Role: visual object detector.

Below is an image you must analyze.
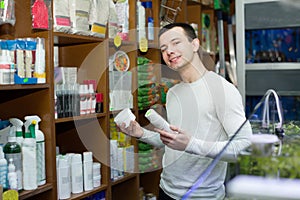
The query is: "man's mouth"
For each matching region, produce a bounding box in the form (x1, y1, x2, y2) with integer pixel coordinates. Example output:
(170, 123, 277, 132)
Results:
(169, 55, 181, 63)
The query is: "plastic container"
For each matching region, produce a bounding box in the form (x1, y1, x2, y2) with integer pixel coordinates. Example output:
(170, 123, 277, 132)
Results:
(137, 0, 146, 41)
(3, 126, 23, 190)
(83, 151, 93, 191)
(114, 108, 136, 128)
(143, 1, 154, 40)
(95, 93, 103, 113)
(0, 146, 8, 190)
(145, 108, 175, 133)
(71, 154, 83, 194)
(58, 156, 71, 199)
(25, 115, 46, 186)
(22, 119, 37, 190)
(7, 158, 18, 190)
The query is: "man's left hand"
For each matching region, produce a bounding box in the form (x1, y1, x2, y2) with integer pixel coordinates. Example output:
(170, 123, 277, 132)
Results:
(155, 125, 191, 151)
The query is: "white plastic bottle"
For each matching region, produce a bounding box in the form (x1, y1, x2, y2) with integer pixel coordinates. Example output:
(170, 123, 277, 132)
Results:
(83, 151, 93, 191)
(25, 115, 46, 186)
(71, 154, 83, 194)
(145, 109, 175, 133)
(7, 158, 18, 190)
(79, 84, 87, 115)
(89, 84, 96, 114)
(0, 146, 8, 190)
(34, 37, 46, 83)
(9, 118, 24, 146)
(3, 126, 23, 190)
(137, 0, 146, 41)
(22, 119, 37, 190)
(58, 156, 71, 199)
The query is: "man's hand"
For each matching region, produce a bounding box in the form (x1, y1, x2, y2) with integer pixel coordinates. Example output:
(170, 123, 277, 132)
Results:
(155, 125, 191, 151)
(117, 120, 144, 138)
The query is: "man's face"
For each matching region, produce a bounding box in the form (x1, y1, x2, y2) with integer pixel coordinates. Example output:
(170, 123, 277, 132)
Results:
(159, 27, 197, 71)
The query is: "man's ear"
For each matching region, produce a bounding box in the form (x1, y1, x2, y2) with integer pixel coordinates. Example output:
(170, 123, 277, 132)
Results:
(192, 38, 200, 53)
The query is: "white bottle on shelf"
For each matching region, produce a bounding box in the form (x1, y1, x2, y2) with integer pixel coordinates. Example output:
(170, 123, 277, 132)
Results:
(58, 156, 71, 199)
(79, 84, 88, 115)
(22, 119, 37, 190)
(137, 0, 146, 41)
(83, 151, 93, 191)
(24, 115, 46, 186)
(0, 146, 8, 190)
(71, 153, 83, 194)
(7, 158, 18, 190)
(3, 126, 23, 190)
(89, 84, 96, 114)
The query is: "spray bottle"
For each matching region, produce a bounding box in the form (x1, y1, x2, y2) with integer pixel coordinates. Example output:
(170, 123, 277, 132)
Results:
(23, 119, 37, 190)
(3, 126, 22, 190)
(24, 115, 45, 186)
(9, 118, 24, 146)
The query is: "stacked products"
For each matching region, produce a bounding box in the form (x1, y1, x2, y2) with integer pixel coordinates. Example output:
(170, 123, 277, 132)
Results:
(110, 117, 135, 180)
(0, 115, 46, 192)
(138, 141, 162, 173)
(137, 57, 159, 110)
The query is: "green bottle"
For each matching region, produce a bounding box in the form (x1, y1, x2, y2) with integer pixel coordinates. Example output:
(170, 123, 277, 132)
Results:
(3, 126, 22, 191)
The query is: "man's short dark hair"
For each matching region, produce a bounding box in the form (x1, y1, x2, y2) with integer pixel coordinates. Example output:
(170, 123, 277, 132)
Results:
(158, 23, 197, 42)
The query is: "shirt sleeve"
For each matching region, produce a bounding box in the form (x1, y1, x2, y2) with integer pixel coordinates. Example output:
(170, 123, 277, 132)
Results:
(139, 128, 165, 148)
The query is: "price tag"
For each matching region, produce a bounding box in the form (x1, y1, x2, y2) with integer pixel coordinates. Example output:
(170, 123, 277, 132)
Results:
(114, 35, 122, 48)
(139, 37, 148, 52)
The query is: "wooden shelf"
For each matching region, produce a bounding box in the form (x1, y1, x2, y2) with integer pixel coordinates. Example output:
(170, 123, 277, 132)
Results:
(111, 173, 138, 186)
(53, 32, 105, 46)
(0, 84, 50, 91)
(67, 184, 108, 200)
(19, 183, 53, 200)
(55, 113, 107, 123)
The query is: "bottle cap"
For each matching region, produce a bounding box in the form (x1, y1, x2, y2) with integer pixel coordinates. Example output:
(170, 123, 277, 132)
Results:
(96, 93, 103, 102)
(72, 154, 82, 164)
(83, 151, 93, 162)
(146, 1, 152, 8)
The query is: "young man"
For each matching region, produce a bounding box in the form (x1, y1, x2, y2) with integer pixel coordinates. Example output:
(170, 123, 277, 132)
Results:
(118, 23, 252, 199)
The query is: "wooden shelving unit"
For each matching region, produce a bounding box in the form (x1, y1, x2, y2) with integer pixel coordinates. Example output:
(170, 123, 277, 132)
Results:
(0, 0, 218, 199)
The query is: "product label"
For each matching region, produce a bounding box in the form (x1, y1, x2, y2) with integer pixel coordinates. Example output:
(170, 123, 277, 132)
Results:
(37, 141, 46, 184)
(139, 38, 148, 53)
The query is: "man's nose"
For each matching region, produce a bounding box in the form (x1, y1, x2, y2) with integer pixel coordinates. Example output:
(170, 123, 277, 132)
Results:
(166, 46, 175, 54)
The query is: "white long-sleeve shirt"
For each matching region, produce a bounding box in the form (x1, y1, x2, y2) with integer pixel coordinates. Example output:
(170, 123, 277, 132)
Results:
(140, 71, 252, 199)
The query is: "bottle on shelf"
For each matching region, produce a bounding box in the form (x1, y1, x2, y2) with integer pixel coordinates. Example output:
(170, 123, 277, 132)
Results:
(89, 84, 96, 114)
(9, 118, 24, 146)
(143, 1, 154, 41)
(137, 0, 146, 42)
(83, 151, 93, 191)
(24, 115, 46, 186)
(7, 158, 18, 190)
(95, 93, 103, 113)
(3, 126, 22, 191)
(22, 119, 37, 190)
(0, 146, 8, 190)
(71, 154, 83, 194)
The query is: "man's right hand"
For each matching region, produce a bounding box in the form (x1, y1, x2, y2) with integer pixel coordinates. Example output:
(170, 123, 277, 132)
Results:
(117, 120, 144, 138)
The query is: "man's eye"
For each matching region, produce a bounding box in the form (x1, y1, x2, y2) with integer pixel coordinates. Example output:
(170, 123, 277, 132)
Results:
(160, 48, 166, 53)
(174, 41, 180, 45)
